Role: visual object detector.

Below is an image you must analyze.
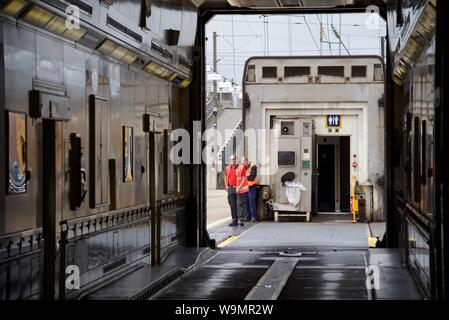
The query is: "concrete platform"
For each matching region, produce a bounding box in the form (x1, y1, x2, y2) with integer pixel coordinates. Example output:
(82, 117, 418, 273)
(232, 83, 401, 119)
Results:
(369, 222, 386, 239)
(368, 248, 422, 300)
(224, 222, 370, 249)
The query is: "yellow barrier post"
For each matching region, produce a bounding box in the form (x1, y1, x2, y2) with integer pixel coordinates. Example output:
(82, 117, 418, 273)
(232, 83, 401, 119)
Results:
(351, 176, 358, 223)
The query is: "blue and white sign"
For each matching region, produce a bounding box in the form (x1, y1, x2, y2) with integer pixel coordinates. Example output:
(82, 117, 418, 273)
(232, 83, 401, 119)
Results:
(326, 115, 342, 128)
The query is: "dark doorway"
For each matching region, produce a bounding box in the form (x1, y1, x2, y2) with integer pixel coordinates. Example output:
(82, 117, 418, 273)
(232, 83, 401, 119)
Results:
(318, 144, 335, 212)
(339, 137, 351, 212)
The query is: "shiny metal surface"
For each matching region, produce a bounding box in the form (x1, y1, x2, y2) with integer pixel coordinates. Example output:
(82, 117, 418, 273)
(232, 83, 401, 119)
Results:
(0, 0, 190, 296)
(153, 248, 370, 300)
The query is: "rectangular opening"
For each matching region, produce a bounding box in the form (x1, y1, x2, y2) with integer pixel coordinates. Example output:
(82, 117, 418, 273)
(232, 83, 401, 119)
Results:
(107, 15, 143, 43)
(317, 144, 335, 212)
(318, 66, 344, 77)
(246, 65, 255, 82)
(315, 137, 350, 213)
(339, 137, 350, 212)
(262, 66, 277, 78)
(374, 64, 384, 81)
(284, 66, 310, 78)
(351, 65, 367, 78)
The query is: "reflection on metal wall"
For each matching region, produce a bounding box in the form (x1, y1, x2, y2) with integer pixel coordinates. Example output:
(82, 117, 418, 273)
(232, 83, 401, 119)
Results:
(406, 216, 430, 296)
(159, 197, 186, 261)
(0, 0, 190, 297)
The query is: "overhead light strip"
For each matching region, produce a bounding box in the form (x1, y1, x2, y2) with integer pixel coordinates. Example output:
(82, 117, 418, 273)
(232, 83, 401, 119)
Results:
(392, 1, 436, 86)
(0, 0, 27, 15)
(1, 1, 190, 87)
(15, 3, 87, 41)
(143, 60, 191, 88)
(96, 39, 138, 65)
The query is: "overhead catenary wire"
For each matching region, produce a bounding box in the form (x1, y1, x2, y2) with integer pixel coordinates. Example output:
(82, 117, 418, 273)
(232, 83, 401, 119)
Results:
(207, 14, 384, 84)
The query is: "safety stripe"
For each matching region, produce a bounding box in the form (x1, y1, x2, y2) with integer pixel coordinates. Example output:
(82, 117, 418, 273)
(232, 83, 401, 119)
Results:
(217, 235, 239, 248)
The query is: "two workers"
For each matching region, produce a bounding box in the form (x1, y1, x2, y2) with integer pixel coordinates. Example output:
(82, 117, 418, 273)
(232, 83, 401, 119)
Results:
(224, 154, 257, 227)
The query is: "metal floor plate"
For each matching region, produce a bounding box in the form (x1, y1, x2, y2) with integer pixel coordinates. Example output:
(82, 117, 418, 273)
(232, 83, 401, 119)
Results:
(152, 249, 370, 300)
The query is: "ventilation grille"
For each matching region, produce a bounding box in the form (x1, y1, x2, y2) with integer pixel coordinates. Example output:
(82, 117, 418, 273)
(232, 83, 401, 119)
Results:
(278, 0, 302, 6)
(65, 0, 93, 14)
(151, 41, 173, 61)
(106, 15, 143, 43)
(134, 269, 185, 300)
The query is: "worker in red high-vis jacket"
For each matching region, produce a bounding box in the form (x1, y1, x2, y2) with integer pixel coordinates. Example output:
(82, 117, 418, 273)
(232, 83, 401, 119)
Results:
(224, 154, 239, 226)
(235, 156, 249, 226)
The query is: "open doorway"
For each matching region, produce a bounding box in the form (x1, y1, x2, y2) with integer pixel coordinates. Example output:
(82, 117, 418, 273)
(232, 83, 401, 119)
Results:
(315, 136, 350, 214)
(204, 12, 386, 238)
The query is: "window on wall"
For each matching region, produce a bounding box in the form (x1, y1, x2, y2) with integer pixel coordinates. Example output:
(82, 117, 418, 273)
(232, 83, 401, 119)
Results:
(246, 65, 255, 82)
(374, 64, 384, 81)
(351, 65, 367, 78)
(262, 66, 277, 78)
(123, 126, 134, 183)
(318, 66, 344, 77)
(284, 66, 310, 78)
(6, 111, 27, 194)
(88, 95, 109, 208)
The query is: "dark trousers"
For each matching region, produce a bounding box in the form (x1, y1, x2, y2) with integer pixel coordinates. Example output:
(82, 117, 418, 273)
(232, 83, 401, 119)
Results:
(227, 187, 237, 222)
(246, 186, 257, 219)
(237, 193, 247, 222)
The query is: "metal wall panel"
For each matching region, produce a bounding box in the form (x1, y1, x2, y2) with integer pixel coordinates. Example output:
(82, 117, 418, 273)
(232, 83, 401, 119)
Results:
(3, 23, 38, 233)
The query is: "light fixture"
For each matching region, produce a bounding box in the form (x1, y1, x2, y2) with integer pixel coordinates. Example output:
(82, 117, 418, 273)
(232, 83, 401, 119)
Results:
(1, 0, 27, 16)
(179, 79, 191, 89)
(45, 15, 66, 34)
(21, 4, 53, 27)
(96, 39, 138, 64)
(121, 52, 139, 64)
(391, 1, 436, 86)
(20, 4, 87, 41)
(166, 72, 177, 82)
(143, 61, 172, 79)
(63, 26, 87, 41)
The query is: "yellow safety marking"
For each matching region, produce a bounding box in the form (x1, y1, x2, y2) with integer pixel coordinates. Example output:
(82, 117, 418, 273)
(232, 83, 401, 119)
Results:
(217, 236, 239, 248)
(368, 237, 378, 248)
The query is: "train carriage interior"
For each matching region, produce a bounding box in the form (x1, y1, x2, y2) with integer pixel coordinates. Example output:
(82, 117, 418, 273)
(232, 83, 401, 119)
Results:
(0, 0, 448, 305)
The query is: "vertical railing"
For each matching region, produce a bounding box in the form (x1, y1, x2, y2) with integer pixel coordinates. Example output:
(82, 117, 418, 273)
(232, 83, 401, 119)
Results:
(0, 229, 43, 299)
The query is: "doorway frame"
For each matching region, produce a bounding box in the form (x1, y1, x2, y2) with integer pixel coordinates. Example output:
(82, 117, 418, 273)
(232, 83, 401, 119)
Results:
(313, 135, 351, 214)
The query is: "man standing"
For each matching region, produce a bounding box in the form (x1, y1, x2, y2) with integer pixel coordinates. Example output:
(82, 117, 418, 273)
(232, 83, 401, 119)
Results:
(243, 157, 258, 222)
(236, 157, 249, 226)
(224, 154, 238, 226)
